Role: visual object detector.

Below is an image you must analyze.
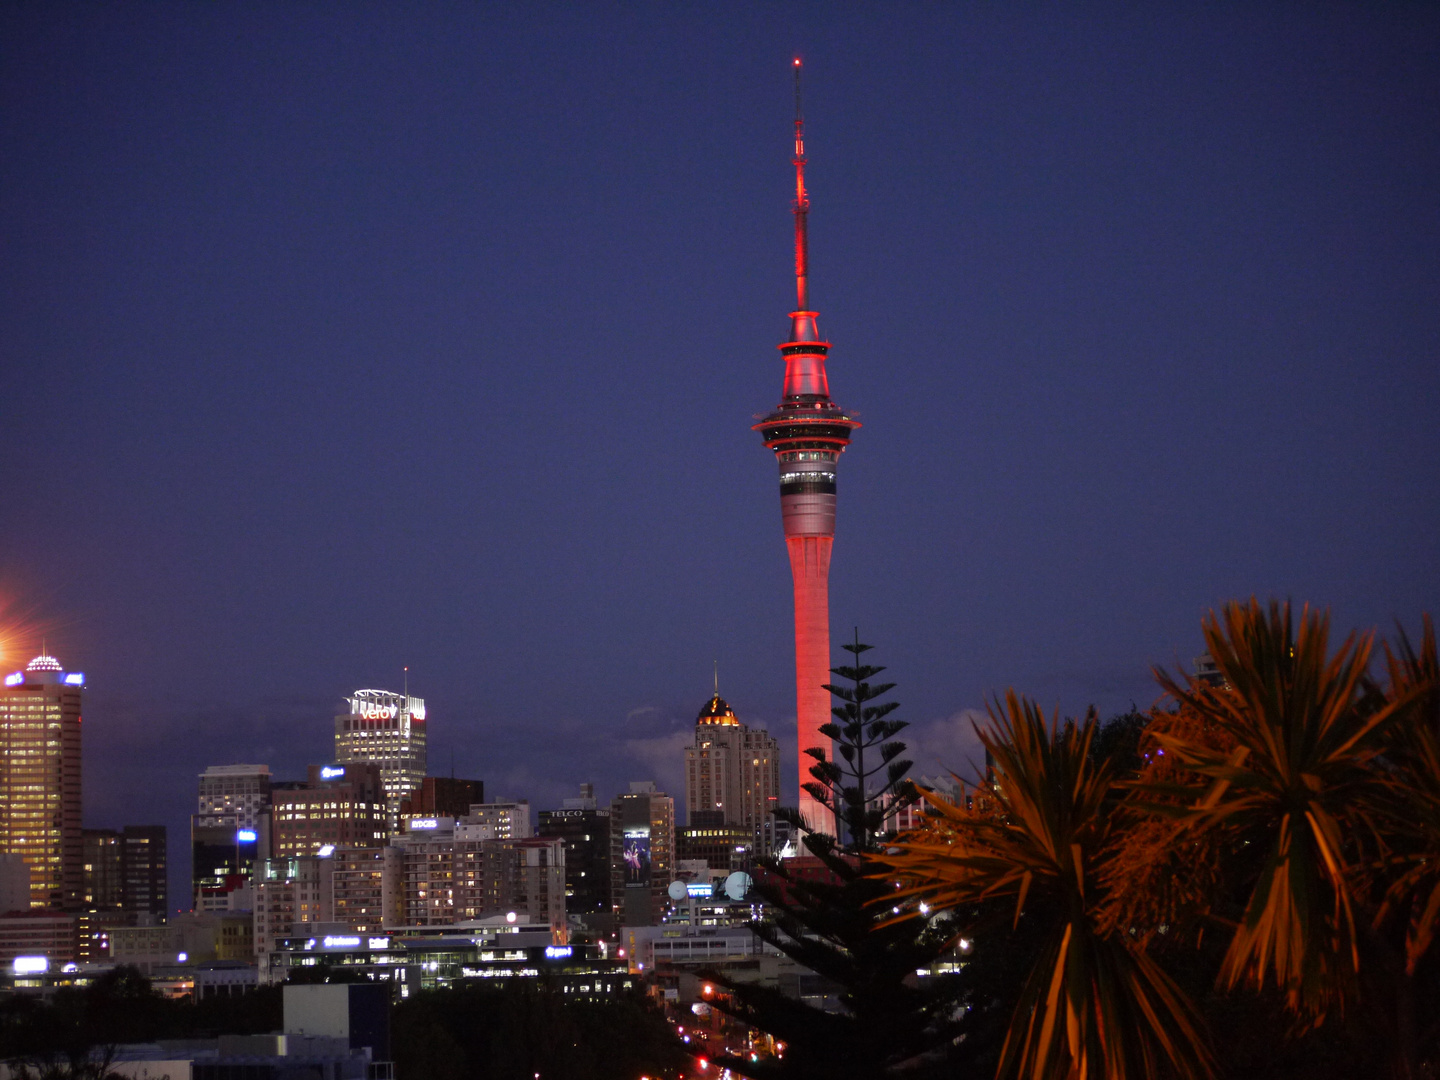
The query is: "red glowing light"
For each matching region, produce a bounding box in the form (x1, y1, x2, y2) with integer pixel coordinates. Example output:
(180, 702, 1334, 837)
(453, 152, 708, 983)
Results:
(793, 58, 801, 66)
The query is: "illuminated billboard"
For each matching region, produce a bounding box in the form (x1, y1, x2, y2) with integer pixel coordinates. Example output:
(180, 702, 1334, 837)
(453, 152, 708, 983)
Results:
(623, 827, 651, 888)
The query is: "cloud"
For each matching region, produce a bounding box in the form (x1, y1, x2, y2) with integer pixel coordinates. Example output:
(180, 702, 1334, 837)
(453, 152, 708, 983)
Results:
(621, 729, 693, 798)
(905, 708, 988, 785)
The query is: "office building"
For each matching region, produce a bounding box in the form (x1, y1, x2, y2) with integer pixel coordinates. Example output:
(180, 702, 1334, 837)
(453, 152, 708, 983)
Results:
(110, 911, 253, 972)
(81, 830, 122, 911)
(254, 855, 334, 959)
(197, 765, 272, 830)
(271, 764, 388, 858)
(81, 825, 166, 921)
(121, 826, 168, 920)
(752, 65, 862, 834)
(684, 692, 781, 852)
(191, 813, 260, 910)
(0, 654, 84, 908)
(677, 818, 755, 873)
(610, 783, 675, 927)
(538, 785, 611, 925)
(334, 689, 427, 817)
(0, 910, 78, 964)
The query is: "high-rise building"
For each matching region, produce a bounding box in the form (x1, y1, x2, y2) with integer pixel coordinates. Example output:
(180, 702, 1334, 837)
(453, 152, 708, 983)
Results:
(191, 814, 260, 911)
(394, 821, 457, 926)
(683, 693, 781, 852)
(753, 63, 860, 835)
(120, 826, 168, 920)
(197, 765, 272, 829)
(454, 836, 566, 933)
(0, 654, 84, 908)
(271, 764, 388, 858)
(331, 847, 402, 932)
(609, 783, 675, 927)
(81, 829, 123, 911)
(254, 855, 334, 959)
(80, 825, 168, 921)
(334, 689, 427, 818)
(538, 785, 612, 927)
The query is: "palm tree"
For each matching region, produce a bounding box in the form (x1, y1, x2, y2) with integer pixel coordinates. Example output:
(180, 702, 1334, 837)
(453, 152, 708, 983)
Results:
(874, 692, 1214, 1080)
(1144, 599, 1409, 1026)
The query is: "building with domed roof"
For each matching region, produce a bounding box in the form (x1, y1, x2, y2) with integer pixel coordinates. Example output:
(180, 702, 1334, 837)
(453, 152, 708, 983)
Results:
(683, 692, 781, 857)
(0, 654, 85, 909)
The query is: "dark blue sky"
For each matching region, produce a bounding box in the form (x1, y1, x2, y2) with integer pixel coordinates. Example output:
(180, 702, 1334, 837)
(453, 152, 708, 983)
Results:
(2, 5, 1437, 907)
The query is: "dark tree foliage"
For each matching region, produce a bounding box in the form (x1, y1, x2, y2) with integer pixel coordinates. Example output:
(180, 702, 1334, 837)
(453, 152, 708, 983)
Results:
(703, 851, 982, 1080)
(0, 966, 282, 1071)
(806, 632, 917, 852)
(1089, 705, 1149, 776)
(391, 982, 687, 1080)
(700, 638, 1024, 1079)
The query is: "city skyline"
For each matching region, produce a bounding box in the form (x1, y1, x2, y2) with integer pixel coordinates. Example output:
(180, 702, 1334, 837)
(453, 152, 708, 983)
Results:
(3, 7, 1438, 914)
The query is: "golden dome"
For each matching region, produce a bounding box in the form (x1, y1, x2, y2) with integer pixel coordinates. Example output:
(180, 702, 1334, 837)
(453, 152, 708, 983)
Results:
(696, 693, 739, 726)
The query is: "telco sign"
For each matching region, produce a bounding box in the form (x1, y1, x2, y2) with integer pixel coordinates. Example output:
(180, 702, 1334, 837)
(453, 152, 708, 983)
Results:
(3, 673, 22, 687)
(12, 957, 48, 975)
(63, 673, 84, 686)
(322, 936, 361, 949)
(236, 830, 258, 843)
(544, 946, 573, 959)
(319, 766, 346, 780)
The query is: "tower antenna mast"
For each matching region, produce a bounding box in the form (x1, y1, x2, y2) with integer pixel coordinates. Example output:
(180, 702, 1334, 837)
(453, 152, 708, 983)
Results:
(792, 58, 809, 314)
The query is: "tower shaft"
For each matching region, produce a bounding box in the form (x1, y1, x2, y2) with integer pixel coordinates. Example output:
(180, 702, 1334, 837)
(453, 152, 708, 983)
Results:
(787, 536, 833, 830)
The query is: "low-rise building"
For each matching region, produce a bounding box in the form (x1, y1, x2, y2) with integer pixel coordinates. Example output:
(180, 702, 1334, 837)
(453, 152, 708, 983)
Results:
(110, 912, 252, 973)
(0, 910, 77, 965)
(269, 920, 628, 1001)
(462, 800, 532, 839)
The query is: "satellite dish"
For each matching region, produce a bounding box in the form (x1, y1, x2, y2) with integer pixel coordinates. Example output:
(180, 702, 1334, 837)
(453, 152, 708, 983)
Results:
(667, 880, 689, 902)
(723, 872, 752, 901)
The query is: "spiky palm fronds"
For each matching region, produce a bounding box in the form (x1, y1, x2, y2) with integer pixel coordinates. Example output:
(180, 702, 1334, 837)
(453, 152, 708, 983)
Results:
(1149, 599, 1409, 1024)
(873, 692, 1215, 1080)
(1372, 615, 1440, 975)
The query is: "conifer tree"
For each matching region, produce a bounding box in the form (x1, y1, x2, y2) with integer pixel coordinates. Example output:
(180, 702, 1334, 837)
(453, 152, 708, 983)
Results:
(806, 630, 919, 851)
(701, 637, 1005, 1079)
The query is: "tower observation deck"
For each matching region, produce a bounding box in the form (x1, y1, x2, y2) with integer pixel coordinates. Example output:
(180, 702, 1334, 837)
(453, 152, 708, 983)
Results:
(754, 60, 860, 836)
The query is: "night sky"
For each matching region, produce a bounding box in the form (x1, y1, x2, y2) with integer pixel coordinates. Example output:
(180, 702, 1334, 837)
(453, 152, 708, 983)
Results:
(2, 5, 1437, 909)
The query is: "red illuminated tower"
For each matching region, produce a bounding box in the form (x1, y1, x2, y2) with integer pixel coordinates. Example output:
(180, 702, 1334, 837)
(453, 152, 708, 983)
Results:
(754, 60, 860, 835)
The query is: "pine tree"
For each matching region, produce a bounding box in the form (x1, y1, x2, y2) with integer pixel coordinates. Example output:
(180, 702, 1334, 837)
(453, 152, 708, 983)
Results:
(806, 630, 919, 852)
(702, 637, 1005, 1078)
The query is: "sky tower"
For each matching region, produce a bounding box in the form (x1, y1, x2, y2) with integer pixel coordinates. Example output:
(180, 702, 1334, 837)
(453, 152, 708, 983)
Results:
(754, 60, 860, 835)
